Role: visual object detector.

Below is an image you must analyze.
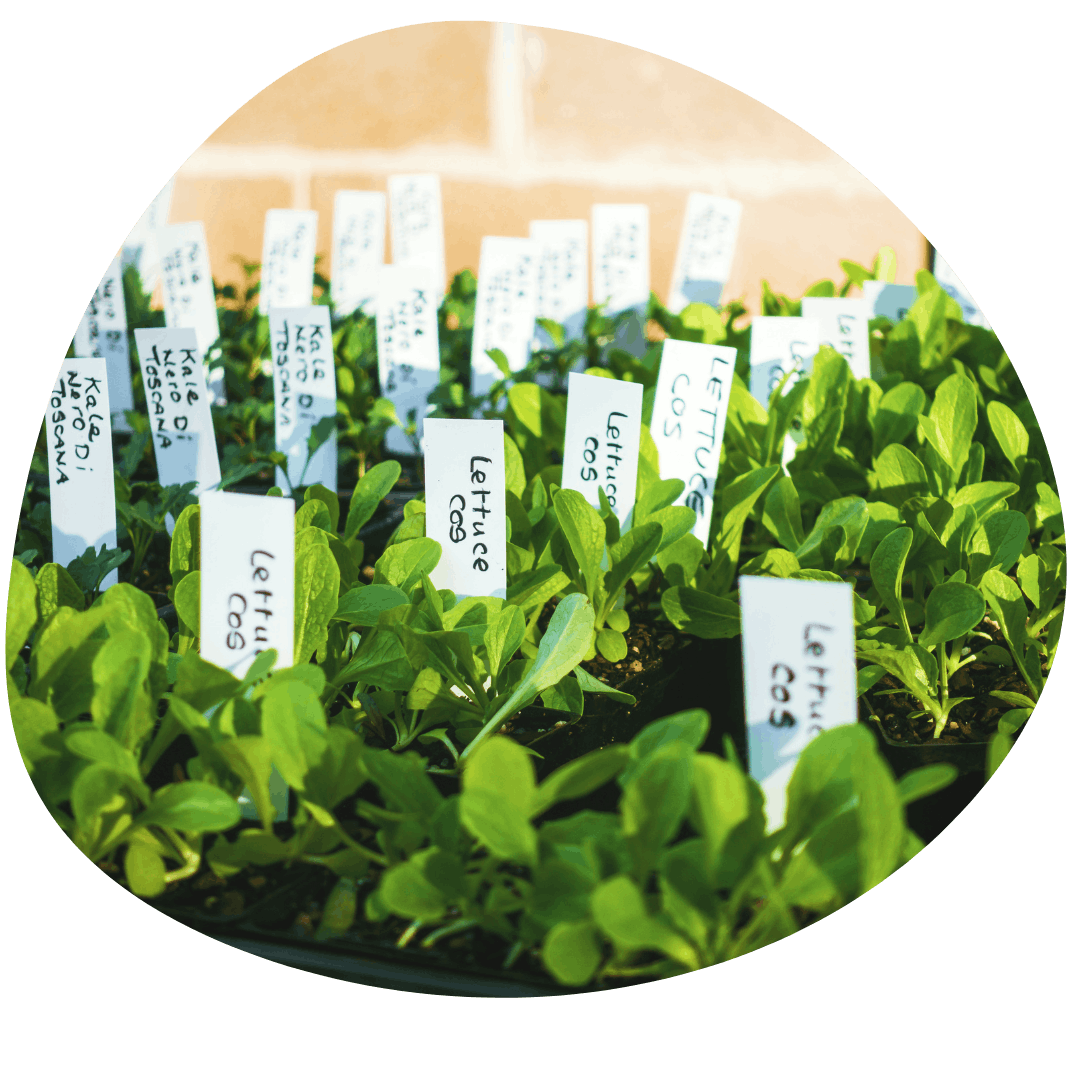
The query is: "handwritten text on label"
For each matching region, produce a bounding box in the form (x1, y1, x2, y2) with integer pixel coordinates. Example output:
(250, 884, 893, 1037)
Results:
(739, 574, 857, 830)
(46, 357, 119, 584)
(668, 193, 743, 312)
(424, 419, 506, 599)
(561, 372, 643, 531)
(269, 306, 336, 491)
(134, 328, 221, 493)
(650, 340, 737, 544)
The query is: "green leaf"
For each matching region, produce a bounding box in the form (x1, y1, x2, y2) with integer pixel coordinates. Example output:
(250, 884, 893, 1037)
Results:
(332, 584, 410, 626)
(553, 488, 606, 601)
(661, 587, 741, 639)
(918, 582, 986, 648)
(542, 920, 603, 986)
(951, 482, 1019, 525)
(573, 665, 636, 705)
(28, 606, 108, 720)
(506, 565, 571, 613)
(794, 497, 868, 571)
(968, 510, 1029, 584)
(873, 444, 929, 507)
(304, 483, 341, 534)
(986, 401, 1029, 473)
(986, 730, 1012, 779)
(655, 532, 705, 588)
(173, 571, 200, 637)
(604, 522, 664, 611)
(503, 431, 526, 498)
(35, 563, 85, 620)
(762, 475, 805, 551)
(463, 735, 536, 819)
(379, 852, 449, 921)
(591, 874, 699, 970)
(484, 604, 526, 681)
(620, 741, 694, 880)
(214, 735, 276, 830)
(460, 787, 538, 867)
(373, 537, 441, 593)
(124, 842, 167, 897)
(871, 382, 925, 458)
(259, 679, 328, 792)
(980, 569, 1042, 698)
(171, 652, 241, 713)
(533, 746, 631, 816)
(688, 753, 753, 879)
(895, 764, 958, 805)
(136, 782, 243, 832)
(922, 373, 978, 483)
(870, 526, 913, 641)
(460, 594, 595, 762)
(343, 460, 401, 541)
(7, 558, 38, 671)
(294, 541, 340, 664)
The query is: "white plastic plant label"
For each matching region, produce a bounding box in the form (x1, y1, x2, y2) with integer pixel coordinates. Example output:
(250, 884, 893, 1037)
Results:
(739, 574, 858, 832)
(423, 418, 507, 600)
(470, 236, 540, 396)
(121, 177, 174, 292)
(649, 340, 737, 544)
(530, 219, 589, 347)
(932, 251, 990, 328)
(198, 490, 295, 677)
(747, 316, 821, 409)
(158, 221, 220, 355)
(374, 264, 441, 455)
(862, 281, 916, 323)
(268, 306, 336, 492)
(259, 209, 318, 314)
(388, 173, 446, 295)
(331, 190, 386, 317)
(668, 193, 742, 313)
(591, 204, 649, 317)
(561, 372, 643, 531)
(800, 296, 872, 381)
(134, 327, 221, 495)
(73, 256, 135, 431)
(45, 357, 119, 586)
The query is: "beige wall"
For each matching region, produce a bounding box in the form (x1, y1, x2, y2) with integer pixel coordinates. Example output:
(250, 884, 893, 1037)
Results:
(170, 22, 928, 309)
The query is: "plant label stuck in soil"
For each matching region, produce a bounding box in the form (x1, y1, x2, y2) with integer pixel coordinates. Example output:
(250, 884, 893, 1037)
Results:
(46, 357, 119, 586)
(331, 190, 386, 318)
(800, 296, 872, 381)
(423, 418, 507, 599)
(198, 490, 295, 676)
(650, 339, 737, 544)
(530, 219, 589, 348)
(748, 316, 821, 410)
(470, 236, 541, 397)
(562, 372, 643, 532)
(932, 250, 990, 328)
(73, 255, 135, 432)
(668, 193, 743, 312)
(861, 281, 916, 323)
(374, 264, 441, 455)
(134, 327, 222, 496)
(157, 221, 220, 355)
(739, 574, 858, 831)
(388, 173, 446, 299)
(591, 204, 650, 318)
(269, 306, 337, 492)
(259, 209, 318, 314)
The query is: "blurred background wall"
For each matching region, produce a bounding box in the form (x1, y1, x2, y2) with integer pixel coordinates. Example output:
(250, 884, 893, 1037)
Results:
(168, 21, 929, 308)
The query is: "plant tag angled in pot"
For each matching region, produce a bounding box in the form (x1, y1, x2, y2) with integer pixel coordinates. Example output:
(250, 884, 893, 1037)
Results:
(668, 193, 743, 313)
(158, 221, 219, 355)
(134, 327, 222, 501)
(388, 173, 446, 300)
(199, 490, 295, 822)
(530, 218, 589, 348)
(73, 256, 135, 432)
(374, 264, 441, 455)
(260, 209, 318, 314)
(650, 339, 737, 544)
(800, 296, 872, 381)
(470, 235, 540, 397)
(748, 315, 821, 468)
(331, 190, 386, 318)
(562, 372, 643, 533)
(739, 574, 858, 832)
(423, 418, 506, 600)
(269, 306, 337, 492)
(862, 281, 916, 323)
(46, 357, 119, 588)
(591, 203, 650, 318)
